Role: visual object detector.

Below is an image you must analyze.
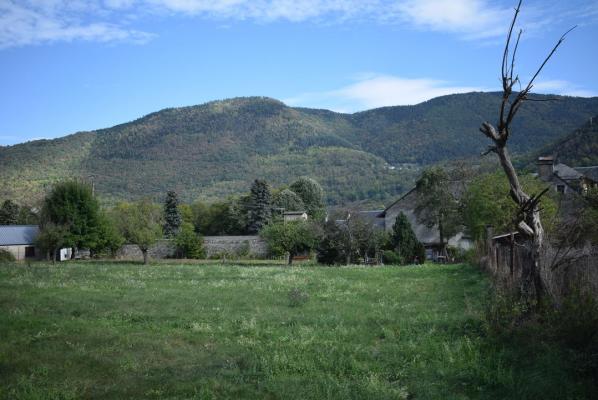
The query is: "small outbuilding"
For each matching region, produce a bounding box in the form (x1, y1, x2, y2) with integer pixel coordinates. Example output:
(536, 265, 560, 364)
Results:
(0, 225, 40, 260)
(283, 211, 308, 222)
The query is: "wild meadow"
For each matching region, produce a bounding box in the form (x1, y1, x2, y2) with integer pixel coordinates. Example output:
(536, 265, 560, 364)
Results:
(0, 262, 593, 399)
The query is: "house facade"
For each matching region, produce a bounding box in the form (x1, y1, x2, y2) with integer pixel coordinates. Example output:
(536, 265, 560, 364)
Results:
(375, 188, 473, 260)
(536, 156, 598, 194)
(0, 225, 40, 260)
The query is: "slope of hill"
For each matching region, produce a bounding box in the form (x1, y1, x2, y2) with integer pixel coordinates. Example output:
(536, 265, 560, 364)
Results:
(1, 93, 597, 206)
(533, 115, 598, 167)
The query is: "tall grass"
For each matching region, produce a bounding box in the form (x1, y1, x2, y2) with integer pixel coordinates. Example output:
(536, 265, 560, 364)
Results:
(0, 262, 594, 399)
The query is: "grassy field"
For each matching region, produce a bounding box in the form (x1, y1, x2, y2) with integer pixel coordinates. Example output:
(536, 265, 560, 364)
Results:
(0, 262, 593, 399)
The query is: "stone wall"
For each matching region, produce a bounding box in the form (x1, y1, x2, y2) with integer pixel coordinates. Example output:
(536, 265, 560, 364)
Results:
(203, 235, 268, 258)
(116, 239, 176, 260)
(116, 236, 268, 260)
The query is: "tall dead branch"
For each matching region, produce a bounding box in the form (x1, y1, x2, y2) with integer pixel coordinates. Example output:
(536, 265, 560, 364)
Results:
(480, 0, 575, 302)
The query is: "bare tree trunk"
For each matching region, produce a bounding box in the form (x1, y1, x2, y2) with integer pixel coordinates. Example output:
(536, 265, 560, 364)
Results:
(478, 0, 572, 305)
(142, 249, 149, 265)
(288, 252, 293, 266)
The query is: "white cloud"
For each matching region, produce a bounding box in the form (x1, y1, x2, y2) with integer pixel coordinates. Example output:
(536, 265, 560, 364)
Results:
(0, 0, 153, 49)
(284, 74, 484, 112)
(391, 0, 512, 39)
(533, 80, 597, 97)
(1, 0, 593, 49)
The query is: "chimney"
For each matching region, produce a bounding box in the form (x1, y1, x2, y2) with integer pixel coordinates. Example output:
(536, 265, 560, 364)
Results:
(536, 156, 554, 181)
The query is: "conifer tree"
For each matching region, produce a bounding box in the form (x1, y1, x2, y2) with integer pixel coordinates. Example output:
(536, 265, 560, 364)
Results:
(247, 179, 271, 233)
(163, 190, 182, 237)
(391, 212, 424, 264)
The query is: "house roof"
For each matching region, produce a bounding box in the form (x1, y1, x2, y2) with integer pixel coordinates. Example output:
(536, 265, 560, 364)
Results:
(574, 166, 598, 183)
(553, 163, 583, 180)
(0, 225, 39, 246)
(357, 210, 385, 229)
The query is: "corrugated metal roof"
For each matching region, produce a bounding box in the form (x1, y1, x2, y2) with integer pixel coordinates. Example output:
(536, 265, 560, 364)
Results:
(0, 225, 39, 246)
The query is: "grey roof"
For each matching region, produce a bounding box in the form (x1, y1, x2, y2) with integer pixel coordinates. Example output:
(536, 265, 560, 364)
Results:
(574, 166, 598, 183)
(0, 225, 39, 246)
(357, 210, 385, 229)
(553, 163, 583, 180)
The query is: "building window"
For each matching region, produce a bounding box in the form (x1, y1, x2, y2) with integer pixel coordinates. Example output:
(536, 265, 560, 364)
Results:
(25, 246, 35, 258)
(556, 185, 565, 194)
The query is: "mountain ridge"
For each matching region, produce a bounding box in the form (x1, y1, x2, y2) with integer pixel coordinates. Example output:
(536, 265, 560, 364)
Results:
(1, 92, 597, 206)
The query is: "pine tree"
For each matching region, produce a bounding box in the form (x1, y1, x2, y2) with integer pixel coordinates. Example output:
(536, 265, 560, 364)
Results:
(247, 179, 271, 233)
(163, 191, 182, 237)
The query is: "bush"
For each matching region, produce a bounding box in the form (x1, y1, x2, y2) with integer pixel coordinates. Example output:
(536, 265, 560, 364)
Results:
(0, 249, 16, 262)
(382, 250, 403, 265)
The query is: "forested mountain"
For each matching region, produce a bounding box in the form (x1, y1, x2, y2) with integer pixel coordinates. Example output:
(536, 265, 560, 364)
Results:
(1, 93, 597, 206)
(533, 115, 598, 167)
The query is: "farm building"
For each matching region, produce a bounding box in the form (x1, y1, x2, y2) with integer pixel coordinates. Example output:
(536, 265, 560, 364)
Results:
(0, 225, 40, 260)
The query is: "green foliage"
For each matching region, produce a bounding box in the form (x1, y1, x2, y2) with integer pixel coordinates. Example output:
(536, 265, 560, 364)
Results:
(272, 188, 305, 212)
(534, 115, 598, 167)
(0, 248, 16, 262)
(2, 94, 598, 206)
(260, 220, 318, 264)
(92, 212, 125, 257)
(163, 191, 182, 237)
(0, 199, 19, 224)
(35, 222, 69, 262)
(315, 220, 344, 265)
(290, 177, 325, 219)
(391, 212, 424, 264)
(415, 167, 461, 248)
(41, 180, 102, 251)
(16, 205, 38, 225)
(462, 172, 558, 240)
(382, 250, 403, 265)
(191, 198, 249, 236)
(112, 199, 163, 264)
(316, 213, 384, 265)
(247, 179, 272, 234)
(174, 222, 205, 259)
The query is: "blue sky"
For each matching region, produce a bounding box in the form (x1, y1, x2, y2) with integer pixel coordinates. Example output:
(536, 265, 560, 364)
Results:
(1, 0, 597, 145)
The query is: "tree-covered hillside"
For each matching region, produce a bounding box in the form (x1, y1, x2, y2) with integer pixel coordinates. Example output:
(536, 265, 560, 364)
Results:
(1, 93, 597, 206)
(534, 115, 598, 167)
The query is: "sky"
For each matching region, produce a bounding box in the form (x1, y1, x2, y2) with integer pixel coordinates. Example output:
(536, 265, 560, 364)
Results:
(1, 0, 597, 146)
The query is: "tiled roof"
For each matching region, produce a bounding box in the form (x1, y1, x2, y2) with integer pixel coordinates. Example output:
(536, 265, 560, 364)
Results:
(0, 225, 39, 246)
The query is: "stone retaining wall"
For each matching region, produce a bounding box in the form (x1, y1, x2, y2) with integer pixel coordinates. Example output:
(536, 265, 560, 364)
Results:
(116, 236, 268, 260)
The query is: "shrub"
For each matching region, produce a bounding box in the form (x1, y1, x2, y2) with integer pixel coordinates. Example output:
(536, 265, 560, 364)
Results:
(0, 249, 16, 262)
(382, 250, 403, 265)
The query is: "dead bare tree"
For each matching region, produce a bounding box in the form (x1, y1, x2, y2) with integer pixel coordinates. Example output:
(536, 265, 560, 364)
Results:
(479, 0, 575, 303)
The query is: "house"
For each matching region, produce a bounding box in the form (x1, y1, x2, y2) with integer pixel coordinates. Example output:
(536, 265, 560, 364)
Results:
(374, 186, 473, 260)
(0, 225, 40, 260)
(283, 211, 308, 222)
(536, 156, 598, 194)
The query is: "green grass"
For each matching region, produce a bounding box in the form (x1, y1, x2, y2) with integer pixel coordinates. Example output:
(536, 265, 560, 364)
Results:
(0, 262, 592, 399)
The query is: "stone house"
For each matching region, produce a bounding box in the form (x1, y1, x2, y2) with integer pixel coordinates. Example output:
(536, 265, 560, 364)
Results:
(536, 156, 598, 194)
(373, 187, 473, 260)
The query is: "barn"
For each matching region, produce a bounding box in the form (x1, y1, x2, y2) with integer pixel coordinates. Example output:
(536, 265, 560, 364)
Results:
(0, 225, 40, 260)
